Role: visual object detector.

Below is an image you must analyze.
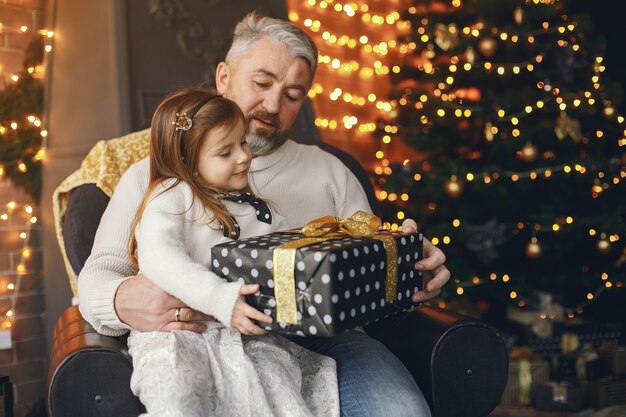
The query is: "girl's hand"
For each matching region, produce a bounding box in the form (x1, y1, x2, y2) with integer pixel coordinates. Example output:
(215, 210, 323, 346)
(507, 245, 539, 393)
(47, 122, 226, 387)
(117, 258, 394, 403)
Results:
(231, 284, 273, 335)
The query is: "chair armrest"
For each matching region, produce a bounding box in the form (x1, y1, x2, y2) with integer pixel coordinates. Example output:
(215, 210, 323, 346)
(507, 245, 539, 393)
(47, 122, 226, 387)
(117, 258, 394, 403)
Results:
(47, 306, 145, 417)
(364, 305, 508, 417)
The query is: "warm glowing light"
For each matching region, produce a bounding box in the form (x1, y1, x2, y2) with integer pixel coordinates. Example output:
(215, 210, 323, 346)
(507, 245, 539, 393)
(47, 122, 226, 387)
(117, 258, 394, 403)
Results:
(34, 148, 46, 161)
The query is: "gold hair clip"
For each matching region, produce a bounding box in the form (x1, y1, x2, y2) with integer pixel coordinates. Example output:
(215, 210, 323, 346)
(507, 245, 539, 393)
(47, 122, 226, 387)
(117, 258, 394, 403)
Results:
(173, 112, 193, 131)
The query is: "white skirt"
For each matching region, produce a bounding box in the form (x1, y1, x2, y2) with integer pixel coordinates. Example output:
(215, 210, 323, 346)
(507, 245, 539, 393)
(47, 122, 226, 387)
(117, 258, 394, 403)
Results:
(128, 322, 340, 417)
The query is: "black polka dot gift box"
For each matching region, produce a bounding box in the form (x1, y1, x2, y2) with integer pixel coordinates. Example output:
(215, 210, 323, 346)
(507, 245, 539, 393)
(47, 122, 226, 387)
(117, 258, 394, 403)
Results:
(211, 211, 423, 337)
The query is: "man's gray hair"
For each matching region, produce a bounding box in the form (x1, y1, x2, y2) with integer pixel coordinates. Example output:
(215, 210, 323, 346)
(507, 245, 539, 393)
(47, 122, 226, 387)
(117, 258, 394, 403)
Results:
(226, 11, 318, 80)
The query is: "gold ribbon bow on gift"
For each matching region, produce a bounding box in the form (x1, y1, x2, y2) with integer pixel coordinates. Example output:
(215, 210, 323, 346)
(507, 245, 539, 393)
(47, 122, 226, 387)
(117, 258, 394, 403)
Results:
(300, 211, 382, 237)
(273, 211, 399, 324)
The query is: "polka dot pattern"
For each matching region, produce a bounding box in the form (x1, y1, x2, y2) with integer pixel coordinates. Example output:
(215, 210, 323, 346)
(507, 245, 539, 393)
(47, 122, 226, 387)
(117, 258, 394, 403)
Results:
(210, 230, 423, 337)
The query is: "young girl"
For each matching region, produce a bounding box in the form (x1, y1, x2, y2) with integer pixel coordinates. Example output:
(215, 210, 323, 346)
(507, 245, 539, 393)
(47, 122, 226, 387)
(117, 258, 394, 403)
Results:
(126, 87, 339, 417)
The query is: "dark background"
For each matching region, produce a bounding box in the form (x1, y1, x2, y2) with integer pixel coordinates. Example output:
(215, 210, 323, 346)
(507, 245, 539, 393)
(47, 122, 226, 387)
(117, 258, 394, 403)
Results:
(568, 0, 626, 322)
(570, 0, 625, 112)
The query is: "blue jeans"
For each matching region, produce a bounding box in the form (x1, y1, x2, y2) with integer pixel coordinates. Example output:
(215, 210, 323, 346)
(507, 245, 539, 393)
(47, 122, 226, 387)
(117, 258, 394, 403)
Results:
(290, 330, 432, 417)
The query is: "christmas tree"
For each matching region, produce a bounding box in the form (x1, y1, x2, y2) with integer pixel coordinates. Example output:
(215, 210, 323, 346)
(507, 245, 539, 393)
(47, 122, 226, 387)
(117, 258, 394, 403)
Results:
(0, 37, 47, 201)
(372, 0, 625, 319)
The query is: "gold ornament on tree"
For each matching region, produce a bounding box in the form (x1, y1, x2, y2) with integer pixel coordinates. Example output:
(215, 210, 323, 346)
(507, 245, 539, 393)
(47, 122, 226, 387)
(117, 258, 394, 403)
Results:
(597, 233, 611, 254)
(514, 6, 524, 25)
(444, 175, 464, 197)
(554, 112, 583, 143)
(526, 237, 542, 259)
(517, 142, 539, 163)
(478, 38, 497, 57)
(434, 23, 460, 51)
(604, 107, 615, 117)
(466, 46, 476, 64)
(484, 121, 495, 141)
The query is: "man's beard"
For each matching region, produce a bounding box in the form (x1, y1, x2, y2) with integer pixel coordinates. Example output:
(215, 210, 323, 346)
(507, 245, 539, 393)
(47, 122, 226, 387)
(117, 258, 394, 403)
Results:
(245, 110, 286, 156)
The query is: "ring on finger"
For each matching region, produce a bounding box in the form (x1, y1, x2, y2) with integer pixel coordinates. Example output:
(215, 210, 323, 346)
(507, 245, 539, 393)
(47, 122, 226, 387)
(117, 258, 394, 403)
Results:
(175, 307, 181, 322)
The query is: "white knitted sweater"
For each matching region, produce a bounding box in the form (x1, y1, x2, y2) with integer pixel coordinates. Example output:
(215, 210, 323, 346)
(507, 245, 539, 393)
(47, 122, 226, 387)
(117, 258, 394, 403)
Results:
(134, 180, 287, 329)
(77, 139, 371, 336)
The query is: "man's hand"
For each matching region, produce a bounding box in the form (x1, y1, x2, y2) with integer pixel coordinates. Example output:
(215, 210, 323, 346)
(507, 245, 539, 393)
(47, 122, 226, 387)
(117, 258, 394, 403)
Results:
(115, 274, 212, 332)
(402, 219, 451, 303)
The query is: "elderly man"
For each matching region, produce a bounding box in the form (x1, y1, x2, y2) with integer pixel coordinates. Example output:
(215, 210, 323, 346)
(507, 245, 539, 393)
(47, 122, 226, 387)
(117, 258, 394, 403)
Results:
(78, 12, 450, 417)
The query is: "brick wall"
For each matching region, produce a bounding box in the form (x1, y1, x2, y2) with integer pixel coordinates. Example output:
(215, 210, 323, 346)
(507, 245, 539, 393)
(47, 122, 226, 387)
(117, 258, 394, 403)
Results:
(0, 1, 45, 82)
(1, 2, 47, 416)
(0, 179, 46, 417)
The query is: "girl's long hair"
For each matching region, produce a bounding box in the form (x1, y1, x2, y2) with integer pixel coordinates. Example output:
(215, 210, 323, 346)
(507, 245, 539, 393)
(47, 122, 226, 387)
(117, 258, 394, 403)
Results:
(129, 87, 245, 267)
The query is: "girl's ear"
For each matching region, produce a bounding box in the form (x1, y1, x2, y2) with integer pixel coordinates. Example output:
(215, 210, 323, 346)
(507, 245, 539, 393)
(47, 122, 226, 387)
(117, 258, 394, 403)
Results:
(215, 62, 230, 95)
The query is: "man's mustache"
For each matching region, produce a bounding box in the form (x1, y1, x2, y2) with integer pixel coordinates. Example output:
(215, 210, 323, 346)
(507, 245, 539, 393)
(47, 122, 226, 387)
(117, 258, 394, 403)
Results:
(246, 110, 281, 130)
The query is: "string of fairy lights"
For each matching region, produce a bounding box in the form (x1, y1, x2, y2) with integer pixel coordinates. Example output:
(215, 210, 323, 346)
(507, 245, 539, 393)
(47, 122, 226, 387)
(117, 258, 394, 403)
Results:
(288, 0, 413, 136)
(0, 18, 53, 330)
(0, 202, 40, 330)
(2, 2, 621, 323)
(384, 4, 625, 316)
(287, 0, 625, 318)
(0, 23, 52, 164)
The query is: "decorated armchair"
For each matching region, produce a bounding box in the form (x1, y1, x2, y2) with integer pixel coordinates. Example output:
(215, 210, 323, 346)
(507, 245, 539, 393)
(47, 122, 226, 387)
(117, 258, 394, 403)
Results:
(46, 104, 508, 417)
